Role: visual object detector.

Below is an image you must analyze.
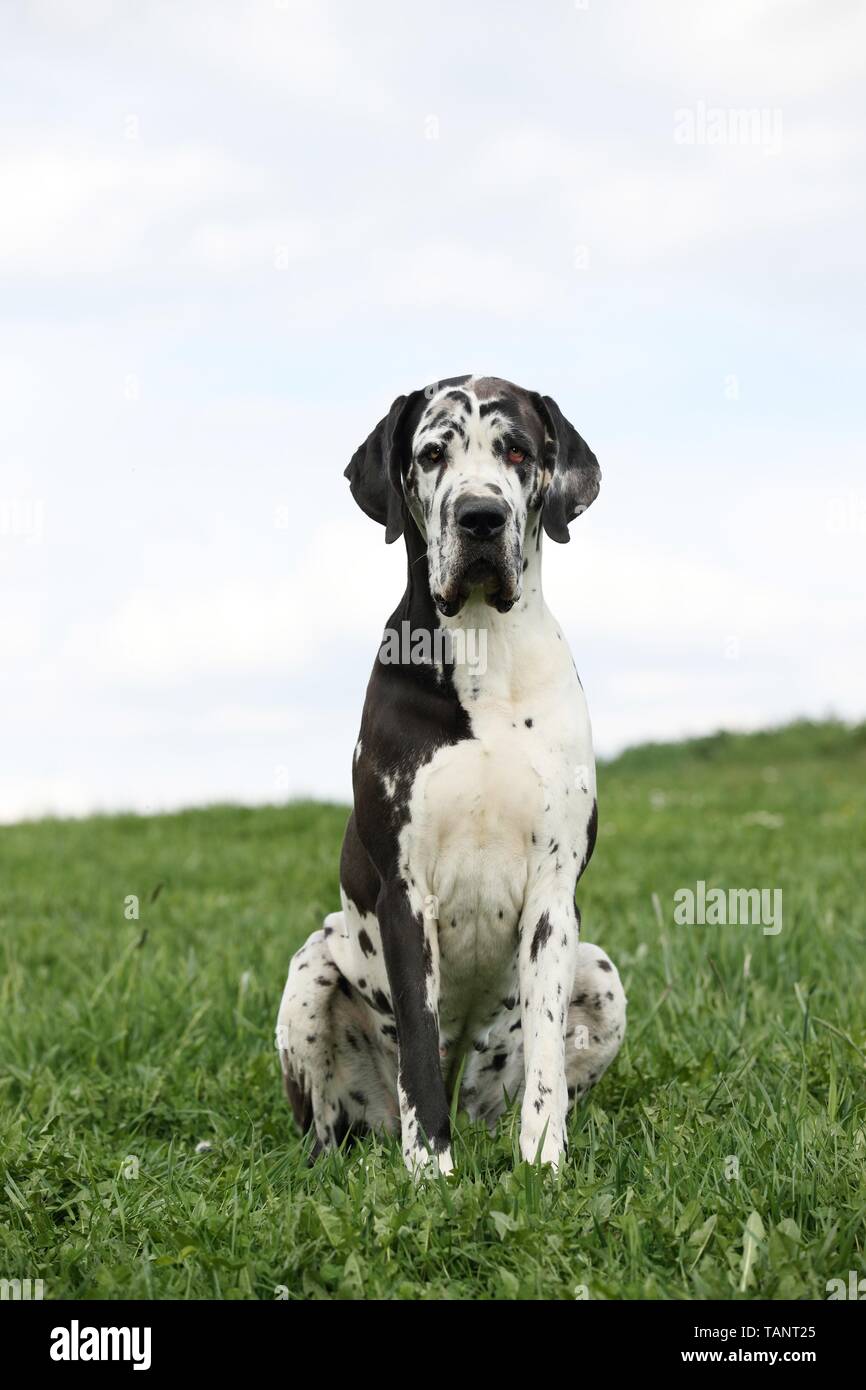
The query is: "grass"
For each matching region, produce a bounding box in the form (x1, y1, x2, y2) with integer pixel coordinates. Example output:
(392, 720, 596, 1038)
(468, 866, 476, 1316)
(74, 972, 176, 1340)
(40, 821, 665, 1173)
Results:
(1, 718, 865, 1300)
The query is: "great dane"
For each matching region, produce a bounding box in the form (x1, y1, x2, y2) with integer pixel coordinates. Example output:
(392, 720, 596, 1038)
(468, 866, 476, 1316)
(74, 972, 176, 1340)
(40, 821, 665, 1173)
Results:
(276, 375, 626, 1174)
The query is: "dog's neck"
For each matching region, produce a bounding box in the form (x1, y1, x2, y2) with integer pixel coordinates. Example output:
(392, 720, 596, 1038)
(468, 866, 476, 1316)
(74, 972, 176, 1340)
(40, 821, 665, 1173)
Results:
(395, 511, 547, 702)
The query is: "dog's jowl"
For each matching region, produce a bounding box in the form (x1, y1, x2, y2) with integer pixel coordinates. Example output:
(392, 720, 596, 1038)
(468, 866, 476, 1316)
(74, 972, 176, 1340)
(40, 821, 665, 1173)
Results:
(276, 376, 626, 1174)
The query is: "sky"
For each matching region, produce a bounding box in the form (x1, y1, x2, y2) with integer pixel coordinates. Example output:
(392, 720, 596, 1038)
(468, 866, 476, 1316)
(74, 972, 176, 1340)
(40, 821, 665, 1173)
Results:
(1, 0, 865, 821)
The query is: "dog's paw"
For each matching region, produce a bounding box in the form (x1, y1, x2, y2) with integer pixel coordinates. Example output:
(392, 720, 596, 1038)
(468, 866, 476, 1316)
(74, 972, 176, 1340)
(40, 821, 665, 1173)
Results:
(403, 1143, 454, 1180)
(434, 1147, 454, 1177)
(519, 1104, 566, 1169)
(519, 1129, 565, 1170)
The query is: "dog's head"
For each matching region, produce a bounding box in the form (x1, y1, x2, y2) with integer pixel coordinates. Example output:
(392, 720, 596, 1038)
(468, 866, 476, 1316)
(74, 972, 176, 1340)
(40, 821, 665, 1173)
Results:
(345, 375, 600, 616)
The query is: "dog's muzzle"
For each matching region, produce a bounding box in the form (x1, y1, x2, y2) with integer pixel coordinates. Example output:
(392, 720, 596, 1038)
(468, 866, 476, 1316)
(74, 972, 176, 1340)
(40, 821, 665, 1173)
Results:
(435, 493, 521, 616)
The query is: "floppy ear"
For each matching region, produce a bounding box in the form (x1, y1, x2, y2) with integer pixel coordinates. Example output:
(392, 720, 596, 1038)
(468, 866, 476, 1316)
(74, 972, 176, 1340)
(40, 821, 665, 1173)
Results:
(344, 394, 415, 544)
(534, 394, 601, 544)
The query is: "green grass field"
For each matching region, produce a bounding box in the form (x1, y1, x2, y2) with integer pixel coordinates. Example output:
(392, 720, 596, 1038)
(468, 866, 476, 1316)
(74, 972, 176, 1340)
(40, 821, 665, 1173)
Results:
(2, 720, 864, 1300)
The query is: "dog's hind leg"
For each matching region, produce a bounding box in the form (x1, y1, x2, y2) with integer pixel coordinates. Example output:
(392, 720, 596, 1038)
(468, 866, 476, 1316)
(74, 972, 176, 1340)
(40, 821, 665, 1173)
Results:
(459, 999, 525, 1130)
(276, 924, 398, 1153)
(460, 941, 625, 1137)
(565, 940, 626, 1108)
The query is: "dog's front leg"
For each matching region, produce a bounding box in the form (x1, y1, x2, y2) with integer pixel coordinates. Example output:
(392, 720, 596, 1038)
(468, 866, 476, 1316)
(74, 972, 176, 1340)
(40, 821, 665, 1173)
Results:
(518, 884, 580, 1169)
(377, 882, 452, 1176)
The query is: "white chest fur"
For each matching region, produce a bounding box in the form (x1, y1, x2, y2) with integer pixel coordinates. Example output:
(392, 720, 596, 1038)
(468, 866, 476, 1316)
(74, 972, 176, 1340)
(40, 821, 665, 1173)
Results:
(397, 573, 596, 1039)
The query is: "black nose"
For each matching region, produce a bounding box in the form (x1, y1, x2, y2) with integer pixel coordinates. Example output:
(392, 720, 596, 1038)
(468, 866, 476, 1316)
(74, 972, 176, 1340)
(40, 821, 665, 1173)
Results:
(455, 494, 509, 541)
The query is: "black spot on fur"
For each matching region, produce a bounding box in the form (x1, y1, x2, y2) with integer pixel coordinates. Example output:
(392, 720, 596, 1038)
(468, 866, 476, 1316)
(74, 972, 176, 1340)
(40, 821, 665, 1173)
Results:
(372, 988, 393, 1015)
(358, 929, 376, 957)
(530, 911, 553, 962)
(576, 799, 598, 878)
(438, 485, 453, 535)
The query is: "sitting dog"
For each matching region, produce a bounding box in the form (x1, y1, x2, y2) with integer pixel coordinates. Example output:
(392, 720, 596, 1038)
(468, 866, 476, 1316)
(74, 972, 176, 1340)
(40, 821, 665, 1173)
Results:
(276, 375, 626, 1173)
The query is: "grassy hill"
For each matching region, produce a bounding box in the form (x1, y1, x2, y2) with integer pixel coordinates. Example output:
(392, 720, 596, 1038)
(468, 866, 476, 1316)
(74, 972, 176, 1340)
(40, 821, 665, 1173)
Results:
(1, 720, 864, 1299)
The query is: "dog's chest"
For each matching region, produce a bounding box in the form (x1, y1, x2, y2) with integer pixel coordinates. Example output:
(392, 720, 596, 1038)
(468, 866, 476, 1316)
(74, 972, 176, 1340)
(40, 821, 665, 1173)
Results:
(416, 727, 539, 1031)
(398, 610, 594, 1031)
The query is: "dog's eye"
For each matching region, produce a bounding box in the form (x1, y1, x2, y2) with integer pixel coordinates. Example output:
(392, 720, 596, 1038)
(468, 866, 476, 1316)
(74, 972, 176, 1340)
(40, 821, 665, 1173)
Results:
(506, 445, 526, 465)
(425, 444, 443, 462)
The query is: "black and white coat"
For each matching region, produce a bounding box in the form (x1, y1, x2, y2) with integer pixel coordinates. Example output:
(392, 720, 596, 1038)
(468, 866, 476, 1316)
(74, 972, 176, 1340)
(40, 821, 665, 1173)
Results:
(277, 376, 626, 1174)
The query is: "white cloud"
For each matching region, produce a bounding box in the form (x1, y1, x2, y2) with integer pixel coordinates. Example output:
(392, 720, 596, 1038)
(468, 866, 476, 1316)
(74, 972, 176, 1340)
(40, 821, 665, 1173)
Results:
(549, 530, 866, 647)
(186, 218, 323, 274)
(61, 518, 400, 684)
(477, 118, 864, 274)
(613, 0, 866, 100)
(154, 0, 391, 110)
(0, 776, 102, 824)
(0, 141, 266, 274)
(378, 241, 555, 313)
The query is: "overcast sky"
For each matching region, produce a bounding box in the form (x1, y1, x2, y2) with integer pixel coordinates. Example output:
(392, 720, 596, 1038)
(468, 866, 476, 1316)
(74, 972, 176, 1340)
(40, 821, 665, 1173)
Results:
(2, 0, 865, 821)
